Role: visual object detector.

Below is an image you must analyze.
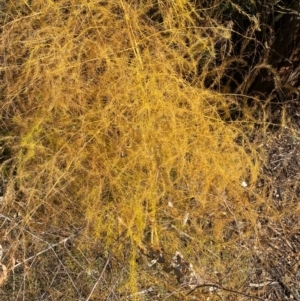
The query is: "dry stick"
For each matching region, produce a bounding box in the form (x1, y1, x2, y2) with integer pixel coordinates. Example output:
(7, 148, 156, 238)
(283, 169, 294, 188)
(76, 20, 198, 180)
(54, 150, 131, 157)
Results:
(277, 278, 300, 301)
(186, 283, 267, 301)
(85, 255, 111, 301)
(278, 278, 300, 301)
(270, 263, 300, 301)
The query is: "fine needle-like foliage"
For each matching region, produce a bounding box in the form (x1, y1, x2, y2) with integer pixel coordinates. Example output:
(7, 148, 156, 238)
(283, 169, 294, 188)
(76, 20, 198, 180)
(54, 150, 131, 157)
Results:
(0, 0, 275, 299)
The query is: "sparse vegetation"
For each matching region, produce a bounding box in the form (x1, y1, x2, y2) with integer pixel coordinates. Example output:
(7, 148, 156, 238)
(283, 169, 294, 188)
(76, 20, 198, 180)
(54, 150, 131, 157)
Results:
(0, 0, 299, 300)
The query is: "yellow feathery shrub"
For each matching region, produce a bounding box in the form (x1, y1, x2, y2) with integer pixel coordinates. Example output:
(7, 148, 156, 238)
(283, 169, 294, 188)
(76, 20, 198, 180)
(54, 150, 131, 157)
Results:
(0, 0, 264, 298)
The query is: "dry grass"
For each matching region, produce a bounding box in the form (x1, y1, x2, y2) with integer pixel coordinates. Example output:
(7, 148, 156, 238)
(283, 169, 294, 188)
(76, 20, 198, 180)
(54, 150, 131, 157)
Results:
(0, 0, 298, 300)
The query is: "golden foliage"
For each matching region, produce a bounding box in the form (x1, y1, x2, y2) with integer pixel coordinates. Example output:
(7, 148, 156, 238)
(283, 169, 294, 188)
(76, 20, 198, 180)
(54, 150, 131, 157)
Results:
(0, 0, 272, 298)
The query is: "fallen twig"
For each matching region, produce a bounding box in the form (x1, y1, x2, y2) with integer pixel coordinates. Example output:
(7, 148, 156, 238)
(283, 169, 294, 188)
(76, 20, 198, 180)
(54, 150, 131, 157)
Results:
(249, 281, 278, 288)
(85, 255, 111, 301)
(186, 283, 267, 301)
(266, 259, 300, 301)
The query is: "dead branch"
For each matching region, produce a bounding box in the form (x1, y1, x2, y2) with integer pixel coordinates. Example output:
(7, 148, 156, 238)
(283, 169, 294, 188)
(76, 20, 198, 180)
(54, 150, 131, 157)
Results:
(85, 255, 111, 301)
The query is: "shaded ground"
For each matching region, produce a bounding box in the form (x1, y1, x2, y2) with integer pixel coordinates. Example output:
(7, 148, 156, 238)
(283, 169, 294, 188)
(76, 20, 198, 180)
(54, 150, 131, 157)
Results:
(248, 126, 300, 301)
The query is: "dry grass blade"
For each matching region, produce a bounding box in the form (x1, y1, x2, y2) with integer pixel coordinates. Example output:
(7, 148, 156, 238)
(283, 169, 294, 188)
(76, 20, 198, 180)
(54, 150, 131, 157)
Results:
(0, 264, 8, 287)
